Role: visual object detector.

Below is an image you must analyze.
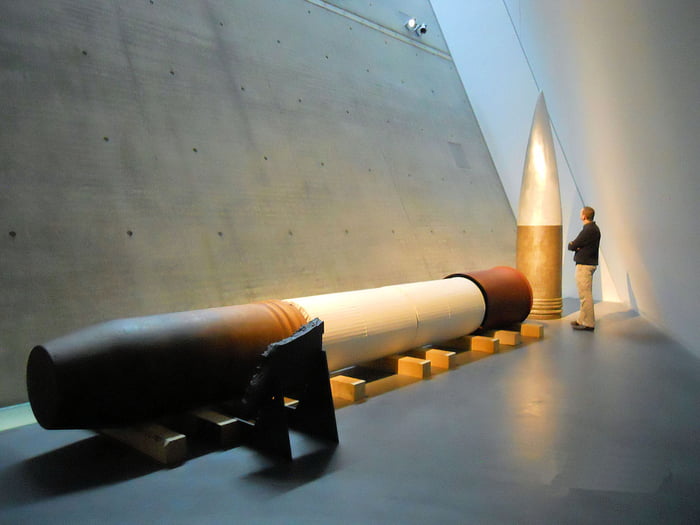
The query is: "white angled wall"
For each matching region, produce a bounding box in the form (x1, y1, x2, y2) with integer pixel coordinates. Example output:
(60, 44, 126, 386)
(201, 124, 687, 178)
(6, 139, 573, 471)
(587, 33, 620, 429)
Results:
(432, 0, 700, 357)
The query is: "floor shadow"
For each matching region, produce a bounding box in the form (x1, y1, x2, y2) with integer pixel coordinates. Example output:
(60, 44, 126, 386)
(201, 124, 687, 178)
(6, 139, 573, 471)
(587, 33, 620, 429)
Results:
(626, 273, 639, 313)
(243, 435, 340, 493)
(0, 434, 158, 507)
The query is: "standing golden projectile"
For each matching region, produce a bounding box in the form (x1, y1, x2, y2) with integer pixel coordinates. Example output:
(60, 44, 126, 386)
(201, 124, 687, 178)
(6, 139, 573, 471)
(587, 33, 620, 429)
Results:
(516, 93, 563, 319)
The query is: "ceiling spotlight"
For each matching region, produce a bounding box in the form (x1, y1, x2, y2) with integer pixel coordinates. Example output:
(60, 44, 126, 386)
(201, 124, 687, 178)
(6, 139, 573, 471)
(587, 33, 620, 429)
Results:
(405, 18, 427, 36)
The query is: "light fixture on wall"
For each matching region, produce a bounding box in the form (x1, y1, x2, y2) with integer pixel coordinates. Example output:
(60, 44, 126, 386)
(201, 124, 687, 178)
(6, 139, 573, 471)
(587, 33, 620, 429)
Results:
(405, 18, 427, 36)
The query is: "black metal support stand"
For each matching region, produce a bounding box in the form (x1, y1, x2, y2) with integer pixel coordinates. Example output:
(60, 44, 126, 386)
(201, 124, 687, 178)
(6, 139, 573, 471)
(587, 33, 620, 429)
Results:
(238, 318, 338, 460)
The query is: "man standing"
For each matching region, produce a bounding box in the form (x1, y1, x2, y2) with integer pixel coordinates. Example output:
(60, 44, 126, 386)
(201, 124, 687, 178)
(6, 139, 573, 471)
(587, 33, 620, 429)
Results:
(568, 206, 601, 331)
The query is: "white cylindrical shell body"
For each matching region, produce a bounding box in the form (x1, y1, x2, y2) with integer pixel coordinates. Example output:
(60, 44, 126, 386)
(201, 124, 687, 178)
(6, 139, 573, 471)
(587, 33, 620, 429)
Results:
(285, 277, 485, 371)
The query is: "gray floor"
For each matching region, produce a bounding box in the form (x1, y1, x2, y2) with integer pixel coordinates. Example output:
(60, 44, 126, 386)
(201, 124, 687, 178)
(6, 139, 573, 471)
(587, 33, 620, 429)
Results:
(1, 301, 700, 524)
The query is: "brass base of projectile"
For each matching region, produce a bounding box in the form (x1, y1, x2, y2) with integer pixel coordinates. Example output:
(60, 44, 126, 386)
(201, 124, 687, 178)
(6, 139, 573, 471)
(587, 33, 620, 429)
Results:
(528, 297, 563, 319)
(517, 225, 563, 320)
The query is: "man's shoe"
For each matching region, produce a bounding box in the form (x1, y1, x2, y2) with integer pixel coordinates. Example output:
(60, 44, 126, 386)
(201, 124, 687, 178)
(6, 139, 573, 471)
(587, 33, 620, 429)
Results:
(572, 324, 594, 331)
(571, 321, 581, 327)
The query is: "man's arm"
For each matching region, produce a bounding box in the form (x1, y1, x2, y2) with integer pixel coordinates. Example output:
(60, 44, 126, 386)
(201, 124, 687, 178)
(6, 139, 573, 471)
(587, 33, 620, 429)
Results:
(568, 227, 591, 252)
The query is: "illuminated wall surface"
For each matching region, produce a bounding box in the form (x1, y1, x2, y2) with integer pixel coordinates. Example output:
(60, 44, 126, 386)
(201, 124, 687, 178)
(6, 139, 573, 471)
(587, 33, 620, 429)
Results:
(0, 1, 516, 406)
(433, 0, 700, 357)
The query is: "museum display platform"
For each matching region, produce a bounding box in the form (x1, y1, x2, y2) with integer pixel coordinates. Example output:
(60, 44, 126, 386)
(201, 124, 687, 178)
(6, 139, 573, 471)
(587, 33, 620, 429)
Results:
(1, 301, 699, 523)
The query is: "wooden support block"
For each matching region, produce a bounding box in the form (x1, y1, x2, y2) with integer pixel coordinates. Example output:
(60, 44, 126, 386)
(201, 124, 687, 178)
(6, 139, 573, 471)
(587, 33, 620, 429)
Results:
(520, 322, 544, 338)
(375, 355, 431, 379)
(397, 356, 431, 378)
(425, 348, 457, 369)
(100, 423, 187, 465)
(330, 375, 366, 402)
(493, 330, 521, 346)
(470, 335, 500, 353)
(284, 397, 300, 409)
(190, 408, 245, 448)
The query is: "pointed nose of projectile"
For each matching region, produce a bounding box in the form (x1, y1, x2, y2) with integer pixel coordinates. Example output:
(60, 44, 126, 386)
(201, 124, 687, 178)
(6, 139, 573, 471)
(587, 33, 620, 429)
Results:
(517, 92, 562, 227)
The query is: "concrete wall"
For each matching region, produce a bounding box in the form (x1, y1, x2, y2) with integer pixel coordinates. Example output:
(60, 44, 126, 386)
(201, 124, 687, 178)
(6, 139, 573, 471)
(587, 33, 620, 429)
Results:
(0, 0, 515, 406)
(433, 0, 700, 357)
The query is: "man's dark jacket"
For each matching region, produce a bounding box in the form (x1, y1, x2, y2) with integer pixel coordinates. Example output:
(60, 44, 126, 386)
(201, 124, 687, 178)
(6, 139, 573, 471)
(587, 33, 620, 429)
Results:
(568, 222, 600, 265)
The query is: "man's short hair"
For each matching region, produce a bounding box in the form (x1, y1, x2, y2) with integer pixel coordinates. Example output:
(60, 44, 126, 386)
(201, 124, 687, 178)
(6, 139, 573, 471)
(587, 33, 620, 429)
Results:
(582, 206, 595, 221)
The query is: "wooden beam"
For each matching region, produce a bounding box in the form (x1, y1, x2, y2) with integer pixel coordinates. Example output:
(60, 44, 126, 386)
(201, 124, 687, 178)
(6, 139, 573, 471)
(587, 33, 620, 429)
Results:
(100, 423, 187, 465)
(330, 375, 367, 402)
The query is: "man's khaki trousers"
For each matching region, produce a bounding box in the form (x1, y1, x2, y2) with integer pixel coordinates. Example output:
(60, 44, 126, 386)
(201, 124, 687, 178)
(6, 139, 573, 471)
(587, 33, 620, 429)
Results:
(575, 264, 597, 327)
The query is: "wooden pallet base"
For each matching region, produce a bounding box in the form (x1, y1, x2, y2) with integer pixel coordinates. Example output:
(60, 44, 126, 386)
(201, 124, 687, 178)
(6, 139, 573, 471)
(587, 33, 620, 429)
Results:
(330, 375, 366, 402)
(99, 321, 546, 465)
(333, 321, 549, 405)
(408, 348, 456, 370)
(519, 322, 544, 338)
(100, 423, 188, 465)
